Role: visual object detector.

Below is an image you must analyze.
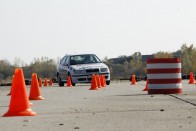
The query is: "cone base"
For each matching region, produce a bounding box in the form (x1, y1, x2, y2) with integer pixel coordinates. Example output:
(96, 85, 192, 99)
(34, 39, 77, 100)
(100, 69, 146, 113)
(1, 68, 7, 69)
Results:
(30, 102, 33, 106)
(143, 88, 148, 91)
(89, 87, 99, 90)
(29, 96, 44, 100)
(188, 82, 195, 84)
(67, 84, 72, 87)
(102, 85, 106, 87)
(3, 108, 36, 117)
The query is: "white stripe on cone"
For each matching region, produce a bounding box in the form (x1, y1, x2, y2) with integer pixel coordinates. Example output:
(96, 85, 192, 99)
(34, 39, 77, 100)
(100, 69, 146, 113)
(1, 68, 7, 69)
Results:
(148, 83, 182, 89)
(147, 73, 181, 79)
(147, 63, 181, 69)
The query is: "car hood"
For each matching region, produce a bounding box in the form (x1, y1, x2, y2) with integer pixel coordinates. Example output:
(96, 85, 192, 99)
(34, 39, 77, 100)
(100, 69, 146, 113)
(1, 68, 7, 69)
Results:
(70, 63, 108, 70)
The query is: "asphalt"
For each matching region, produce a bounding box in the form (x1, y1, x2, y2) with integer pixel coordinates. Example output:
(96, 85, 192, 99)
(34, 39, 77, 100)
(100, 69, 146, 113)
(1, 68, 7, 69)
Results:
(0, 80, 196, 131)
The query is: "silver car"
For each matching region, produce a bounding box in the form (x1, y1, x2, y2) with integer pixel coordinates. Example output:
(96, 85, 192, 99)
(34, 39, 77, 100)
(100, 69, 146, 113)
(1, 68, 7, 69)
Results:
(56, 54, 110, 86)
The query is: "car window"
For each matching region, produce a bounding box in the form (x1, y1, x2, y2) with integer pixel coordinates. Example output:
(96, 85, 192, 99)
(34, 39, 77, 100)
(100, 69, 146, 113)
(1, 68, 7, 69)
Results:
(70, 54, 102, 65)
(64, 56, 69, 65)
(93, 55, 102, 63)
(60, 56, 68, 65)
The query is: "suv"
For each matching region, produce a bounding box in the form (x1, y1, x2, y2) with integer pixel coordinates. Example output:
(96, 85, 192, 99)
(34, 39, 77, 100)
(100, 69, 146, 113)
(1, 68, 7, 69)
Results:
(57, 54, 110, 86)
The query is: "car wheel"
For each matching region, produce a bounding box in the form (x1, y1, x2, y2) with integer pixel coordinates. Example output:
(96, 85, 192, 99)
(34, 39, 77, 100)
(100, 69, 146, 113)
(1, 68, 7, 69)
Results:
(70, 76, 76, 86)
(68, 73, 76, 86)
(106, 80, 110, 85)
(58, 75, 64, 87)
(72, 82, 76, 86)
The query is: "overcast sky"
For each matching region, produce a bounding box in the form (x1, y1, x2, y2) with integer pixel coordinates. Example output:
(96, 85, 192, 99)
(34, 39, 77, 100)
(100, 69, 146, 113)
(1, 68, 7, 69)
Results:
(0, 0, 196, 64)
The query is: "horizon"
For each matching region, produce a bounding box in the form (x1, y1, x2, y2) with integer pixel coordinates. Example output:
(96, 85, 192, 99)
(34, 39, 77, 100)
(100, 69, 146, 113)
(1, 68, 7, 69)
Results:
(0, 45, 187, 66)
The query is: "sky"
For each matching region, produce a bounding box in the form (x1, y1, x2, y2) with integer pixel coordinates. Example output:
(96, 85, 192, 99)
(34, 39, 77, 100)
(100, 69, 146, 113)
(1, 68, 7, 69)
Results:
(0, 0, 196, 64)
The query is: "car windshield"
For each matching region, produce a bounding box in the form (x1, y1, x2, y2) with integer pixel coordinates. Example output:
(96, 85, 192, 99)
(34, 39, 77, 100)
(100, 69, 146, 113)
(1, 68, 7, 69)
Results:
(70, 54, 102, 65)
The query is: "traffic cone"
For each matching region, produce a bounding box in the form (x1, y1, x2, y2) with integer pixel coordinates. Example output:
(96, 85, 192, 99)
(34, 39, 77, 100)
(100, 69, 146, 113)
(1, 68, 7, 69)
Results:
(7, 75, 14, 96)
(143, 80, 148, 91)
(100, 75, 106, 87)
(29, 73, 44, 100)
(67, 76, 72, 87)
(103, 75, 107, 87)
(49, 77, 53, 86)
(188, 72, 195, 84)
(96, 74, 101, 88)
(131, 74, 136, 85)
(44, 78, 48, 86)
(89, 74, 99, 90)
(3, 68, 36, 117)
(39, 78, 42, 87)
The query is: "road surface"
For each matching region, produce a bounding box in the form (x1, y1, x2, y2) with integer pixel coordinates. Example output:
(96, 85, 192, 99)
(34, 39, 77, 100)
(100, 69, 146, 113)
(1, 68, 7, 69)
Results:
(0, 80, 196, 131)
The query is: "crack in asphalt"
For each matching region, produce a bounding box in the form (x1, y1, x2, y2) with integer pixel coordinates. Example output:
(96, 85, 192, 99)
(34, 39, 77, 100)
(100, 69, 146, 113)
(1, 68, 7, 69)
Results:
(169, 94, 196, 107)
(42, 109, 161, 115)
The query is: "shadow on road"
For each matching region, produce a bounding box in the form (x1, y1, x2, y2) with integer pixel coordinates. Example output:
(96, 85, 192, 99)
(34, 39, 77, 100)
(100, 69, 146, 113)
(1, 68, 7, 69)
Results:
(113, 94, 149, 97)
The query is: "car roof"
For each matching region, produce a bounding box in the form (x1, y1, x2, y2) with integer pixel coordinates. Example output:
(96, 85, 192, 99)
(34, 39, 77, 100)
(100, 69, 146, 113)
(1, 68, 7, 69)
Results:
(65, 54, 96, 57)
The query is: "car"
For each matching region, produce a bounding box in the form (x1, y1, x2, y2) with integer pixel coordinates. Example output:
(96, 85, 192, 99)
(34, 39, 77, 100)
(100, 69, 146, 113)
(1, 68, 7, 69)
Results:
(56, 54, 110, 86)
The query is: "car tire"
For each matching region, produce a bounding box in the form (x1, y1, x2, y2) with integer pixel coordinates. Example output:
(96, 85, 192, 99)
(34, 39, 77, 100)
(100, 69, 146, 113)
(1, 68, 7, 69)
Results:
(58, 75, 64, 87)
(72, 82, 76, 86)
(68, 74, 76, 86)
(106, 80, 110, 85)
(70, 76, 76, 86)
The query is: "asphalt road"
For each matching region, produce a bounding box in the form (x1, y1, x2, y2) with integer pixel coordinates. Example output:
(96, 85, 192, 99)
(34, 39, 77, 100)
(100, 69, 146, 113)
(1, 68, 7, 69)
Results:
(0, 80, 196, 131)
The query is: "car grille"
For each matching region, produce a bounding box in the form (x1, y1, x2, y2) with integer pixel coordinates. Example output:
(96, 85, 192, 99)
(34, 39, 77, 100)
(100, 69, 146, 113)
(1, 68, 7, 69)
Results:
(78, 78, 87, 81)
(86, 68, 99, 73)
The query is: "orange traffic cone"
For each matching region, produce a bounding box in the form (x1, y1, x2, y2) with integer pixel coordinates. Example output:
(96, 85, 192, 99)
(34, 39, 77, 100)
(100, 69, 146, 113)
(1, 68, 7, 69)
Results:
(96, 74, 101, 88)
(29, 73, 44, 100)
(39, 78, 42, 87)
(67, 76, 72, 87)
(3, 68, 36, 117)
(188, 72, 195, 84)
(143, 80, 148, 91)
(100, 75, 106, 87)
(89, 74, 99, 90)
(7, 75, 14, 96)
(49, 77, 53, 86)
(44, 78, 48, 86)
(131, 74, 136, 85)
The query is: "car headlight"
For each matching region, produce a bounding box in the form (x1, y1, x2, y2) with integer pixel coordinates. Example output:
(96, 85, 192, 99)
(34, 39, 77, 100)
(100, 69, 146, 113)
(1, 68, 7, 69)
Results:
(100, 68, 109, 72)
(74, 69, 86, 74)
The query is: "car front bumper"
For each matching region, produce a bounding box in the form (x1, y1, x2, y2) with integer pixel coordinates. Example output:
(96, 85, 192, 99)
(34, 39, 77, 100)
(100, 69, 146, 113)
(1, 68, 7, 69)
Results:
(71, 73, 110, 83)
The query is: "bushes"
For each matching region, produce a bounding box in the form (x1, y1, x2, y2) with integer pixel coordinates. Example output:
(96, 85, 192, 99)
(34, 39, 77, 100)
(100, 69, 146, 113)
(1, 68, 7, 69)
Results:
(105, 44, 196, 80)
(0, 44, 196, 81)
(0, 57, 56, 81)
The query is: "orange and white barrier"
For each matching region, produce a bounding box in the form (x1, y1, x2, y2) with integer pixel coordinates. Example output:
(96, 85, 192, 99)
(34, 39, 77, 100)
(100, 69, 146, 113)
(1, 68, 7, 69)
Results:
(147, 58, 182, 94)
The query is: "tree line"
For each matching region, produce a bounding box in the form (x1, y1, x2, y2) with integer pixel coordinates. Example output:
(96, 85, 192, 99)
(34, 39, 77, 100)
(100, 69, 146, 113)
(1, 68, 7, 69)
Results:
(104, 44, 196, 79)
(0, 57, 57, 82)
(0, 44, 195, 82)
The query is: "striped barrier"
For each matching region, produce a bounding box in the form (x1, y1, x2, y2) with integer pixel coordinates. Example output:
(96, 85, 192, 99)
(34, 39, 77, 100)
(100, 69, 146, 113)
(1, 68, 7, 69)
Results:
(147, 58, 182, 94)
